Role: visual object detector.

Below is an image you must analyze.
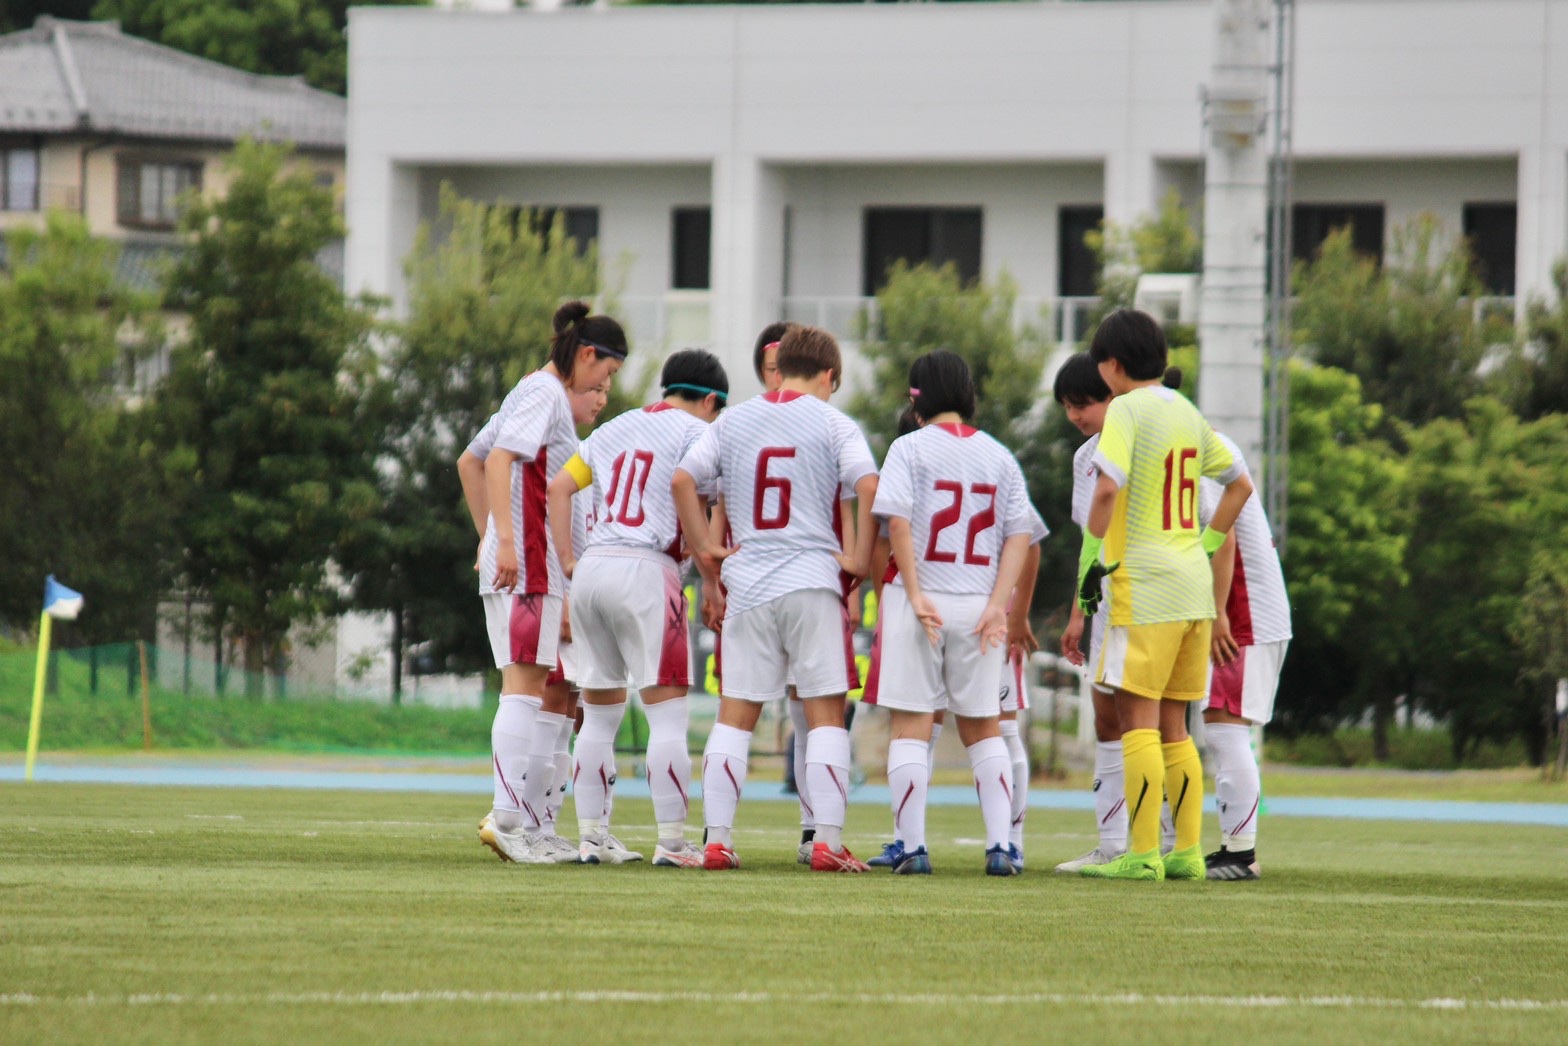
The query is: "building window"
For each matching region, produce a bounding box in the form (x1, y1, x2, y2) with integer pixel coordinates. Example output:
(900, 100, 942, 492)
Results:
(501, 205, 598, 256)
(1463, 203, 1517, 296)
(1058, 205, 1104, 298)
(1292, 203, 1384, 266)
(671, 207, 711, 290)
(117, 157, 202, 229)
(2, 146, 40, 211)
(862, 207, 982, 296)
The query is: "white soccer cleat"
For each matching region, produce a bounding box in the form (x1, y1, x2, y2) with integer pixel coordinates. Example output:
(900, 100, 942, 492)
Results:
(537, 832, 579, 863)
(652, 841, 705, 868)
(1054, 846, 1125, 874)
(479, 820, 553, 864)
(601, 832, 643, 863)
(796, 840, 814, 864)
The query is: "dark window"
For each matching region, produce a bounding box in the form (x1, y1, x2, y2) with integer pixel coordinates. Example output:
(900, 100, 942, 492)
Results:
(116, 157, 202, 229)
(1292, 203, 1384, 265)
(498, 205, 600, 256)
(1, 146, 40, 211)
(862, 207, 982, 296)
(1058, 205, 1104, 298)
(671, 206, 711, 290)
(1463, 203, 1517, 295)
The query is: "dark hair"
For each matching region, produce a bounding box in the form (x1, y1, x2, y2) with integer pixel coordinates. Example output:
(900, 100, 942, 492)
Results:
(895, 406, 922, 439)
(752, 322, 794, 382)
(662, 348, 729, 405)
(907, 349, 975, 421)
(550, 300, 629, 378)
(776, 325, 842, 385)
(1162, 366, 1183, 391)
(1088, 308, 1167, 381)
(1052, 351, 1112, 407)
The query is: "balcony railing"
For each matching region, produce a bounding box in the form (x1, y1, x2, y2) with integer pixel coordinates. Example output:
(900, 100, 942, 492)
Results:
(777, 295, 1101, 346)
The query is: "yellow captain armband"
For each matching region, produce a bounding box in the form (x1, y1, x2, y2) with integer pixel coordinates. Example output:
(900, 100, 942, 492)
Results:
(562, 454, 593, 491)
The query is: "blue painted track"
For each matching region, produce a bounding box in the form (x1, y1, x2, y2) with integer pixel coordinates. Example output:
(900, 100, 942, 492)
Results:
(3, 761, 1565, 826)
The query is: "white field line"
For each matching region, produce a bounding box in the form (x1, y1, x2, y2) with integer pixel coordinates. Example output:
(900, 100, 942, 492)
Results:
(0, 991, 1565, 1011)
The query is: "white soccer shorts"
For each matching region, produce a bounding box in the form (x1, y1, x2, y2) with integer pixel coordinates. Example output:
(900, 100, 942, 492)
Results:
(874, 586, 1005, 720)
(570, 550, 691, 691)
(999, 650, 1029, 713)
(482, 592, 514, 669)
(720, 588, 858, 702)
(508, 592, 562, 670)
(1201, 639, 1288, 724)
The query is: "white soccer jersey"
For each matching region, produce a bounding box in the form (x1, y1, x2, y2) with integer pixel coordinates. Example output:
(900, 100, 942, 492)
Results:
(580, 403, 708, 559)
(872, 422, 1035, 596)
(1072, 434, 1109, 649)
(1199, 433, 1293, 646)
(477, 371, 577, 598)
(677, 390, 877, 616)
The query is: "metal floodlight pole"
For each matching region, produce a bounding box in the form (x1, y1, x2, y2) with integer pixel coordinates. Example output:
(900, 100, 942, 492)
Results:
(1265, 0, 1296, 554)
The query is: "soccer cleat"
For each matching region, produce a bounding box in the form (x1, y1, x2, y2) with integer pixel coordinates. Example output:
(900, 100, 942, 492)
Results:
(1162, 843, 1204, 881)
(892, 846, 931, 875)
(1080, 847, 1165, 881)
(867, 839, 906, 869)
(538, 833, 580, 864)
(703, 842, 741, 870)
(1053, 846, 1124, 874)
(652, 841, 706, 868)
(1205, 847, 1261, 881)
(796, 829, 816, 865)
(809, 842, 869, 873)
(985, 845, 1019, 877)
(479, 820, 553, 864)
(1007, 843, 1025, 873)
(601, 833, 643, 864)
(578, 831, 608, 864)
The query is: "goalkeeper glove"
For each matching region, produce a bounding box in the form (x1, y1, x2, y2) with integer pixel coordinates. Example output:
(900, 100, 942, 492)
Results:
(1077, 535, 1119, 614)
(1200, 525, 1227, 558)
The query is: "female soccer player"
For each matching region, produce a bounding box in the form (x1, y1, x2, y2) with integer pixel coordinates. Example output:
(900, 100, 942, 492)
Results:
(1079, 309, 1253, 881)
(476, 301, 628, 865)
(547, 349, 729, 868)
(872, 350, 1036, 876)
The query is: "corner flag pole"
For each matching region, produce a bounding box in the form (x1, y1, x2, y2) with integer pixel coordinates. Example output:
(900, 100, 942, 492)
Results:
(25, 576, 84, 782)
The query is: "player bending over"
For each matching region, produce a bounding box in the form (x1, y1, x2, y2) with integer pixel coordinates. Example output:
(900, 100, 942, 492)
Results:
(673, 326, 878, 872)
(872, 350, 1035, 877)
(548, 349, 729, 868)
(1078, 309, 1252, 881)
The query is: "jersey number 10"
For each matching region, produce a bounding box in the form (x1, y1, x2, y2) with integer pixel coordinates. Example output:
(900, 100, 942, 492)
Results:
(1162, 448, 1197, 531)
(605, 449, 654, 527)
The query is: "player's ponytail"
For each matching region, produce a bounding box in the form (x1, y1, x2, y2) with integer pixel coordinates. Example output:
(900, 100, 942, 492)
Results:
(1162, 366, 1183, 391)
(907, 349, 976, 421)
(550, 300, 629, 378)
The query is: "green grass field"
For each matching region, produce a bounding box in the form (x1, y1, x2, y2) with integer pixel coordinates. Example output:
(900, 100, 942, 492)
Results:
(2, 784, 1566, 1044)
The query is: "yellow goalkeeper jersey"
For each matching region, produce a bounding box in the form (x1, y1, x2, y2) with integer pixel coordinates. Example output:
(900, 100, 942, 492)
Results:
(1091, 386, 1242, 625)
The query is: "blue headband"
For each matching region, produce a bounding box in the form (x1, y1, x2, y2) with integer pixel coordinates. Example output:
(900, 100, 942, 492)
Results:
(582, 339, 627, 361)
(665, 383, 728, 402)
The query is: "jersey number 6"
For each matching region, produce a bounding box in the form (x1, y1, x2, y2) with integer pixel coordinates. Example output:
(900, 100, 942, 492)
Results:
(754, 447, 795, 530)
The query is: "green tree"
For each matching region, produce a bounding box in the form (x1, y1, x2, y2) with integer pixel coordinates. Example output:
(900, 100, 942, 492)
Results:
(0, 212, 173, 644)
(154, 139, 381, 693)
(1293, 218, 1508, 431)
(1500, 259, 1568, 420)
(849, 261, 1048, 456)
(91, 0, 427, 94)
(1084, 188, 1202, 334)
(0, 2, 96, 33)
(345, 188, 614, 686)
(1272, 362, 1409, 750)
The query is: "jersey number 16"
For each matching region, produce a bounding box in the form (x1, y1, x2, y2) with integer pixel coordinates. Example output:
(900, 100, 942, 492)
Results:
(1162, 448, 1197, 531)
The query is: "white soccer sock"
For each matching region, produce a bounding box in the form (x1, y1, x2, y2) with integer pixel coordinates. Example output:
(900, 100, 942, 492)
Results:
(1207, 722, 1261, 851)
(967, 736, 1013, 851)
(572, 703, 625, 837)
(701, 723, 751, 848)
(546, 715, 574, 832)
(999, 720, 1029, 851)
(490, 693, 541, 830)
(788, 699, 815, 830)
(520, 710, 567, 831)
(644, 698, 692, 844)
(805, 725, 852, 852)
(886, 738, 929, 852)
(1161, 803, 1176, 852)
(927, 721, 944, 777)
(1094, 740, 1127, 853)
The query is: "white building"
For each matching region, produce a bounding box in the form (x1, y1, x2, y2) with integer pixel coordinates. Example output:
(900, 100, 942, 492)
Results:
(345, 0, 1561, 400)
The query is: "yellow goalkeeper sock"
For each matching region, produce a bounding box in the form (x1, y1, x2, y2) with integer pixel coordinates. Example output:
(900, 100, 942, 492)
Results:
(1121, 729, 1165, 854)
(1163, 737, 1204, 852)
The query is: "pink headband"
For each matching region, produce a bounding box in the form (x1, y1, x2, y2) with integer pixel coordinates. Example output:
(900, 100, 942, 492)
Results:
(909, 387, 921, 398)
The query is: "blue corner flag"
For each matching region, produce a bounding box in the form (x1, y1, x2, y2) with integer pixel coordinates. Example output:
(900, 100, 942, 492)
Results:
(43, 575, 83, 621)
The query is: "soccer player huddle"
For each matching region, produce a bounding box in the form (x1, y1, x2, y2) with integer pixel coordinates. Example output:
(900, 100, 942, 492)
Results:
(460, 300, 1290, 881)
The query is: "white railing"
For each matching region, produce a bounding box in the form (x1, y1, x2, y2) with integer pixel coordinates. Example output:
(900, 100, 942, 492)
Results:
(601, 291, 711, 348)
(776, 295, 1101, 346)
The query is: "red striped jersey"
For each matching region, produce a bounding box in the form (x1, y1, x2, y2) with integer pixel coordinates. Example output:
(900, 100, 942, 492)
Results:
(579, 402, 709, 559)
(677, 390, 877, 615)
(479, 371, 577, 598)
(1199, 433, 1292, 645)
(872, 422, 1036, 596)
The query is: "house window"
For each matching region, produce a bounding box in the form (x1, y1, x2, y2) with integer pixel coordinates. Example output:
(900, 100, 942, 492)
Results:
(1058, 205, 1104, 298)
(862, 207, 982, 296)
(513, 206, 598, 256)
(1292, 203, 1384, 265)
(1463, 203, 1517, 296)
(117, 157, 202, 229)
(2, 146, 40, 211)
(671, 207, 711, 290)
